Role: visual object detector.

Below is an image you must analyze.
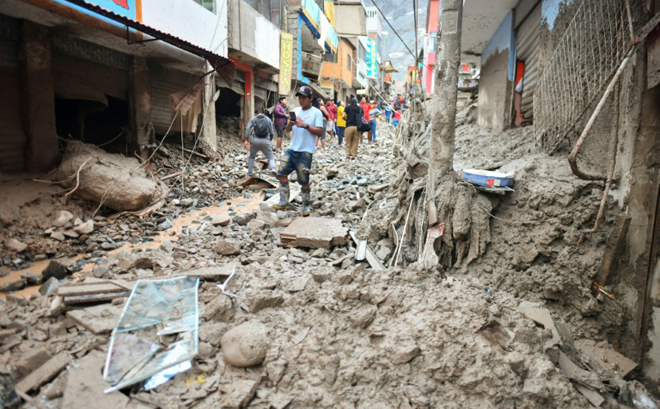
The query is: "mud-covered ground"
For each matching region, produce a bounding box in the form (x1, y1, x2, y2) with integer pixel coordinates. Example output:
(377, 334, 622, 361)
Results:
(0, 118, 655, 408)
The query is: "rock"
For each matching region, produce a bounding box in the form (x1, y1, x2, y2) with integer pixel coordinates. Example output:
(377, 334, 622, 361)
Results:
(349, 305, 377, 329)
(211, 214, 231, 227)
(4, 238, 27, 253)
(21, 272, 42, 286)
(74, 220, 94, 234)
(203, 295, 234, 321)
(391, 343, 421, 364)
(215, 240, 241, 256)
(42, 260, 71, 281)
(39, 277, 60, 295)
(247, 219, 266, 234)
(219, 379, 258, 408)
(52, 211, 74, 228)
(15, 349, 52, 378)
(232, 213, 255, 226)
(50, 231, 65, 241)
(250, 292, 284, 313)
(376, 246, 392, 260)
(0, 279, 25, 292)
(63, 230, 79, 238)
(180, 198, 194, 207)
(311, 248, 327, 258)
(221, 322, 269, 367)
(157, 220, 173, 231)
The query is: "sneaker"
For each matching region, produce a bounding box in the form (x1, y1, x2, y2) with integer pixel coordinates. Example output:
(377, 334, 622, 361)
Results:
(270, 169, 278, 177)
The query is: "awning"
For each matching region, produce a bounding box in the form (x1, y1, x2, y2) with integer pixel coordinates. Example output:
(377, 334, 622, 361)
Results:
(49, 0, 235, 85)
(300, 0, 338, 54)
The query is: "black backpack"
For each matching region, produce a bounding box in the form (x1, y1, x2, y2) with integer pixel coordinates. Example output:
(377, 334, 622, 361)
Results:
(253, 115, 271, 138)
(357, 108, 370, 132)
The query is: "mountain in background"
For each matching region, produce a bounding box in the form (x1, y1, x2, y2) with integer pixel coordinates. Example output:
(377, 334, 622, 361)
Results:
(364, 0, 430, 83)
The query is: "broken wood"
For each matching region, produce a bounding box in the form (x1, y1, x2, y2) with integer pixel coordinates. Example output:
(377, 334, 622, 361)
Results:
(349, 231, 385, 271)
(356, 240, 367, 261)
(422, 223, 444, 269)
(182, 147, 208, 159)
(15, 352, 71, 393)
(172, 265, 235, 281)
(592, 214, 631, 296)
(161, 172, 182, 181)
(332, 252, 356, 266)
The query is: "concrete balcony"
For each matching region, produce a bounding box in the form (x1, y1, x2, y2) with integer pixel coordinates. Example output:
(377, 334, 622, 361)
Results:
(301, 51, 322, 79)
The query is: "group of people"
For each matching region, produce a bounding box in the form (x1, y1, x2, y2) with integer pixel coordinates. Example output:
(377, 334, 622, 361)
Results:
(242, 87, 408, 217)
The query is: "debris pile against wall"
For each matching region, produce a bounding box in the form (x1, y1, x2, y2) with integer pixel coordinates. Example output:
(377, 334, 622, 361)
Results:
(55, 142, 169, 212)
(0, 122, 658, 408)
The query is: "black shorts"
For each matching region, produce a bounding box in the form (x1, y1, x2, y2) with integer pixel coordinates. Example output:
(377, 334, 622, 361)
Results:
(275, 125, 285, 139)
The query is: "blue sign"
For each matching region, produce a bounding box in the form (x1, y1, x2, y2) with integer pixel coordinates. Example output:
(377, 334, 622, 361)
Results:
(54, 0, 138, 27)
(366, 38, 378, 79)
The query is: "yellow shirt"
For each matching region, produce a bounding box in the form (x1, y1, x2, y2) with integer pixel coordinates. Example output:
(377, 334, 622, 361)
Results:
(336, 106, 346, 127)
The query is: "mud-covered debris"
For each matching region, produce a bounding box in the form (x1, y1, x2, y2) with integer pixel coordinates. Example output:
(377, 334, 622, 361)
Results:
(221, 322, 269, 367)
(67, 304, 122, 335)
(218, 379, 259, 408)
(42, 260, 72, 281)
(15, 352, 71, 394)
(215, 240, 241, 256)
(280, 217, 348, 249)
(4, 239, 27, 253)
(62, 351, 128, 408)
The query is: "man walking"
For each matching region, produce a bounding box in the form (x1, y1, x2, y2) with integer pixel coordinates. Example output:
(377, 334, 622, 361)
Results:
(273, 96, 288, 151)
(368, 101, 381, 143)
(326, 99, 337, 143)
(273, 86, 324, 216)
(244, 108, 277, 177)
(336, 100, 346, 146)
(342, 97, 362, 160)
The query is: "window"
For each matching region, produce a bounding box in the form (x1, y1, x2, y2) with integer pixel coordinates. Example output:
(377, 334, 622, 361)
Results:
(324, 52, 337, 63)
(347, 54, 352, 71)
(428, 33, 437, 52)
(192, 0, 215, 12)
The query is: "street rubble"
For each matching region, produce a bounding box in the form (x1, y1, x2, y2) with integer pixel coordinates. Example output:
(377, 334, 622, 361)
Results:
(0, 106, 658, 408)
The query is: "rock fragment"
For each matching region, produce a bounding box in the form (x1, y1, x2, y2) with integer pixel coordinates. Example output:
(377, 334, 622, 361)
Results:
(215, 240, 241, 256)
(52, 211, 74, 228)
(218, 379, 258, 408)
(4, 238, 27, 253)
(221, 322, 269, 367)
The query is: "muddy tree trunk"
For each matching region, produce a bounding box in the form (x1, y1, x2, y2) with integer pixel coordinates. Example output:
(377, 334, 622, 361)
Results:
(429, 0, 462, 183)
(425, 0, 490, 270)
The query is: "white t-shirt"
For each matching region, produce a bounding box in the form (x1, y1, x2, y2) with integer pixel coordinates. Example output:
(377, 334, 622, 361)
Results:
(289, 106, 323, 154)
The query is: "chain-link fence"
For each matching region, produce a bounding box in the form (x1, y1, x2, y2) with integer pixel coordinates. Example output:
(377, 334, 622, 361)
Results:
(534, 0, 630, 153)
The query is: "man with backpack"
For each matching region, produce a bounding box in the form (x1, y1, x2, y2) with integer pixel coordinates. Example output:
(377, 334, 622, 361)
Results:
(244, 108, 277, 177)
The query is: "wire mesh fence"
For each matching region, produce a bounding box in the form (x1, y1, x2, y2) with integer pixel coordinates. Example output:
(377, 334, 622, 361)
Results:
(534, 0, 630, 153)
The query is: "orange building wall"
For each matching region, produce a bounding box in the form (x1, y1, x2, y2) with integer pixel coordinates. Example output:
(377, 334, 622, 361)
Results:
(321, 38, 354, 86)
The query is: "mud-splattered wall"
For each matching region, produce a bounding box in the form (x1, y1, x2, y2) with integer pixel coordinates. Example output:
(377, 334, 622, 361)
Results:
(477, 11, 515, 131)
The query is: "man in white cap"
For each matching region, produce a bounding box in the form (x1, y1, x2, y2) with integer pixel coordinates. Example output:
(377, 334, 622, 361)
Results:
(272, 85, 324, 216)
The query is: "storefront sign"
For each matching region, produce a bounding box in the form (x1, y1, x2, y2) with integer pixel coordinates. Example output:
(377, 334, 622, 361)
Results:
(279, 33, 294, 95)
(366, 38, 378, 79)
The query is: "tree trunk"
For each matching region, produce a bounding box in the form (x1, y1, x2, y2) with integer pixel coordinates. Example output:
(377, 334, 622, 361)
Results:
(424, 0, 491, 270)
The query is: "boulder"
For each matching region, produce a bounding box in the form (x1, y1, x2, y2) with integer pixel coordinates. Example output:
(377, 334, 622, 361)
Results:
(221, 322, 269, 367)
(4, 238, 27, 253)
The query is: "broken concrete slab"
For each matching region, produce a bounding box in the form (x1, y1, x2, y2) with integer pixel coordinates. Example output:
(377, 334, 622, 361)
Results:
(520, 308, 561, 345)
(15, 352, 71, 393)
(211, 214, 231, 227)
(62, 351, 129, 409)
(215, 240, 241, 256)
(67, 303, 123, 335)
(174, 264, 235, 281)
(280, 217, 349, 249)
(575, 340, 638, 378)
(59, 281, 130, 305)
(218, 379, 258, 408)
(15, 349, 52, 379)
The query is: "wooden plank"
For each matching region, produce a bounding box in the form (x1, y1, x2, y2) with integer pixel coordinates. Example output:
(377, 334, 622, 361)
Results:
(16, 352, 71, 393)
(171, 265, 234, 281)
(356, 240, 367, 261)
(349, 231, 385, 271)
(58, 282, 128, 297)
(63, 292, 130, 305)
(593, 214, 631, 291)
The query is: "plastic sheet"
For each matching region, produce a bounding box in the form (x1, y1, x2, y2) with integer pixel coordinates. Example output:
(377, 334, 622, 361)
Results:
(103, 276, 199, 392)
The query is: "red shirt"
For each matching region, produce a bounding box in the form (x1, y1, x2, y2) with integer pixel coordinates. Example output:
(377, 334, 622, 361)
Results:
(326, 103, 337, 120)
(394, 110, 402, 120)
(361, 104, 370, 121)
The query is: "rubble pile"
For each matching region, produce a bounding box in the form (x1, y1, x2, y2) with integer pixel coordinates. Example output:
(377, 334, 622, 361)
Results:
(0, 122, 657, 408)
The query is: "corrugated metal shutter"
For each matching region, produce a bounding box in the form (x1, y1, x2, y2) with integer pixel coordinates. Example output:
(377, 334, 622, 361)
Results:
(149, 62, 200, 134)
(0, 15, 25, 172)
(515, 2, 541, 121)
(53, 53, 128, 101)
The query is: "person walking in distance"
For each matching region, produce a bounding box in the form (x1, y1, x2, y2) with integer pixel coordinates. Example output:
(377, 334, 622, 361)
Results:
(325, 99, 337, 143)
(342, 97, 362, 161)
(393, 107, 402, 127)
(359, 98, 370, 145)
(244, 108, 277, 177)
(314, 98, 330, 150)
(273, 96, 288, 151)
(384, 103, 391, 123)
(273, 86, 324, 216)
(336, 100, 346, 146)
(368, 101, 381, 143)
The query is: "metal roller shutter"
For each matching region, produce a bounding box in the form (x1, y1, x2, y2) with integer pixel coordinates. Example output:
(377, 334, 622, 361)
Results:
(149, 62, 201, 134)
(515, 2, 541, 122)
